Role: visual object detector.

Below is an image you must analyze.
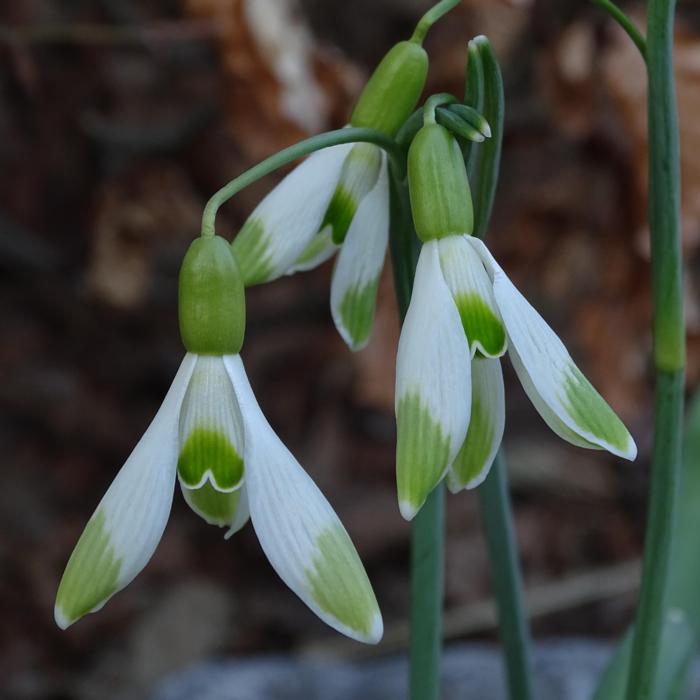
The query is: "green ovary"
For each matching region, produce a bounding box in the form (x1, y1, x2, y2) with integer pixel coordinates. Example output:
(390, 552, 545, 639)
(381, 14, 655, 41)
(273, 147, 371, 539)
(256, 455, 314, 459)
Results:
(396, 393, 452, 512)
(451, 397, 494, 487)
(55, 510, 121, 626)
(339, 279, 380, 348)
(562, 366, 631, 451)
(231, 218, 274, 285)
(307, 525, 378, 637)
(322, 186, 357, 245)
(183, 481, 242, 526)
(178, 428, 244, 491)
(454, 292, 506, 357)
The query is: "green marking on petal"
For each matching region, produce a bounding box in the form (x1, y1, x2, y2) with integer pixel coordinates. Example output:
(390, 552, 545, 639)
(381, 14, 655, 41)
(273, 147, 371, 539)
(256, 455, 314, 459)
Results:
(396, 392, 452, 515)
(450, 395, 494, 489)
(339, 278, 380, 348)
(562, 366, 632, 452)
(55, 510, 121, 628)
(307, 525, 378, 638)
(294, 225, 335, 268)
(178, 427, 244, 491)
(454, 292, 506, 357)
(182, 481, 243, 528)
(231, 217, 275, 286)
(322, 186, 357, 245)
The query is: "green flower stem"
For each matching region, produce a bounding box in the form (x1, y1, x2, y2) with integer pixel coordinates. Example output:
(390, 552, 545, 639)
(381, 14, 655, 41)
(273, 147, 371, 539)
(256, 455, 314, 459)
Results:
(591, 0, 647, 60)
(626, 0, 686, 697)
(200, 128, 403, 238)
(470, 35, 535, 700)
(411, 0, 462, 45)
(479, 455, 535, 700)
(422, 93, 458, 126)
(388, 157, 443, 700)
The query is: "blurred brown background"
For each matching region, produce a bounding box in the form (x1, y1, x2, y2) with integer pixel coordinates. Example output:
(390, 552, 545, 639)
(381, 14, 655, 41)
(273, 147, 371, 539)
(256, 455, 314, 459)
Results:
(1, 1, 699, 698)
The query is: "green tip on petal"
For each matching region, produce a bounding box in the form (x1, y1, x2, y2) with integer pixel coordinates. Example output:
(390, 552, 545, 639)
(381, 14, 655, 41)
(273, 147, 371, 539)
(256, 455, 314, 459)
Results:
(182, 481, 247, 535)
(337, 278, 380, 351)
(307, 525, 382, 643)
(396, 392, 452, 520)
(55, 510, 121, 629)
(454, 292, 507, 357)
(562, 366, 637, 459)
(231, 218, 275, 286)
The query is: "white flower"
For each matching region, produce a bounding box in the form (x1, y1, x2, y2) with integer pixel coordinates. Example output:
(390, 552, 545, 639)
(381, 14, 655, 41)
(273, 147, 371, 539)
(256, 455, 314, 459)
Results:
(231, 142, 390, 351)
(395, 235, 637, 520)
(55, 353, 383, 644)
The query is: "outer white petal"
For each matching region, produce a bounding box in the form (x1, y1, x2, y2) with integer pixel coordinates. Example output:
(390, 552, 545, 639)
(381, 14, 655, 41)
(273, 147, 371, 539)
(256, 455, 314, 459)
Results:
(223, 355, 382, 644)
(447, 358, 505, 492)
(231, 142, 353, 285)
(55, 354, 197, 629)
(395, 241, 472, 520)
(467, 237, 637, 460)
(330, 156, 389, 351)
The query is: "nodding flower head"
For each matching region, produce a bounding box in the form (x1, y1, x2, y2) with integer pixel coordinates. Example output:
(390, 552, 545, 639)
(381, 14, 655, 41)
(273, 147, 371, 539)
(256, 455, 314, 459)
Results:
(231, 40, 428, 352)
(55, 236, 383, 644)
(395, 124, 637, 520)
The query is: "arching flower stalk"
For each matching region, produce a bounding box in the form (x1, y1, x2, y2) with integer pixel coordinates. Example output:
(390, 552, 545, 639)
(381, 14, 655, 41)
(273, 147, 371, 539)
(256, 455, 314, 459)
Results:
(396, 122, 637, 520)
(55, 236, 382, 644)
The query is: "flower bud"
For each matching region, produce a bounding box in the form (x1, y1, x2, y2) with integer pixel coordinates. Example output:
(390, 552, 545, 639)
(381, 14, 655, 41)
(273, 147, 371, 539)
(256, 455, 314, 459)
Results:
(350, 41, 428, 137)
(408, 124, 473, 241)
(179, 236, 245, 354)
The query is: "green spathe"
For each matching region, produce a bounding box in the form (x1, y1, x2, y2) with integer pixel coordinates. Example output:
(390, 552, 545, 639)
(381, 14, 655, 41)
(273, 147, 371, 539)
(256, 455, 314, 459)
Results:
(562, 366, 632, 452)
(179, 236, 246, 354)
(339, 278, 380, 349)
(396, 392, 452, 517)
(183, 481, 243, 527)
(55, 510, 121, 628)
(231, 217, 275, 285)
(408, 124, 474, 241)
(350, 41, 428, 137)
(454, 292, 506, 357)
(178, 427, 244, 491)
(307, 525, 379, 639)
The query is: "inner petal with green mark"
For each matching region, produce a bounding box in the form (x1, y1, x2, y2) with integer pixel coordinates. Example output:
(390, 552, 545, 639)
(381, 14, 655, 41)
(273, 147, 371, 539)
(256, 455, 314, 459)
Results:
(291, 224, 338, 272)
(231, 218, 275, 286)
(307, 525, 380, 640)
(181, 481, 248, 536)
(338, 278, 380, 349)
(438, 235, 507, 358)
(322, 143, 382, 245)
(396, 391, 452, 518)
(178, 356, 245, 492)
(55, 510, 121, 629)
(560, 365, 633, 454)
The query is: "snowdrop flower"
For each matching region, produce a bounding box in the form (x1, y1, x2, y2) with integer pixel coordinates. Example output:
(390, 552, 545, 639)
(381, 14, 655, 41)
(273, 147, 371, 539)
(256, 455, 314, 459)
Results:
(231, 40, 428, 351)
(395, 122, 637, 520)
(55, 236, 382, 643)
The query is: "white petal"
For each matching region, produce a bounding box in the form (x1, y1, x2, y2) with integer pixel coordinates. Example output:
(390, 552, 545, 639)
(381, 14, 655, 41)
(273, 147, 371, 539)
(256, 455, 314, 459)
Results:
(231, 142, 353, 285)
(447, 358, 505, 492)
(330, 156, 389, 350)
(224, 355, 382, 643)
(467, 237, 637, 460)
(438, 235, 507, 358)
(55, 354, 197, 629)
(395, 241, 472, 520)
(178, 356, 245, 493)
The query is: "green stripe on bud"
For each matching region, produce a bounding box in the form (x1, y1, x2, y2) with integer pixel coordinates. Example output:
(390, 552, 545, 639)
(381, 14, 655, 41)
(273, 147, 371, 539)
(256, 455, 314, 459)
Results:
(179, 236, 246, 354)
(408, 124, 474, 242)
(322, 143, 382, 245)
(350, 41, 428, 137)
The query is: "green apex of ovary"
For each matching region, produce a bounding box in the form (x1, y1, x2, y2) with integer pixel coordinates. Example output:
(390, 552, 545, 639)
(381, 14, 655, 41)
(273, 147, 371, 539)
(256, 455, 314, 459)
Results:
(408, 123, 474, 242)
(350, 41, 428, 138)
(179, 236, 246, 355)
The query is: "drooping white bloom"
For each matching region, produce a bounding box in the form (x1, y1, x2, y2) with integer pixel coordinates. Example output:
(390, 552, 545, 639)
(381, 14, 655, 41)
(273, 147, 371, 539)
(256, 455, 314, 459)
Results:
(395, 235, 637, 520)
(231, 142, 390, 351)
(55, 353, 382, 644)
